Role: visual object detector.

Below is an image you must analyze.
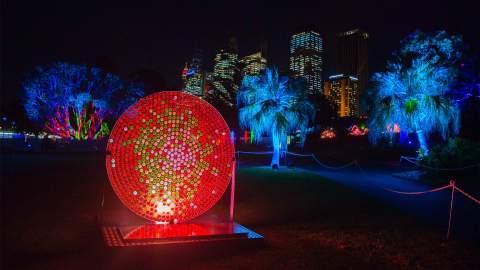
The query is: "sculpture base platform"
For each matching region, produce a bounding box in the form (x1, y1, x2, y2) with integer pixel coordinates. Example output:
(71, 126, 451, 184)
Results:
(102, 222, 263, 247)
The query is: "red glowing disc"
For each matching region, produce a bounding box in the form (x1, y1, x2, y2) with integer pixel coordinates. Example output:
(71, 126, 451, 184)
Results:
(106, 91, 234, 223)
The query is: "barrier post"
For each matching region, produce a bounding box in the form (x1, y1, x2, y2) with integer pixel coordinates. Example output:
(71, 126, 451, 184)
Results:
(229, 158, 236, 222)
(446, 180, 456, 240)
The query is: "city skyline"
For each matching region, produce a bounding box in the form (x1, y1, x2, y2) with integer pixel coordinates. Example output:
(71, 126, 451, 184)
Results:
(3, 1, 480, 123)
(180, 28, 363, 110)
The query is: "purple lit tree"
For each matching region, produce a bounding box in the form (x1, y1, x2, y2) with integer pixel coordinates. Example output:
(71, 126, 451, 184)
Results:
(23, 62, 144, 140)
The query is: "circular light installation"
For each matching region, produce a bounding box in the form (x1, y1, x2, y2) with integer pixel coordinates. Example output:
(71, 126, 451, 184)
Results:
(106, 91, 234, 223)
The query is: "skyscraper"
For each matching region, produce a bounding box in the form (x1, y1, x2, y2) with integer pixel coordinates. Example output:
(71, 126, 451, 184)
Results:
(212, 38, 239, 106)
(323, 74, 360, 117)
(239, 51, 267, 76)
(182, 49, 204, 96)
(336, 29, 369, 96)
(213, 50, 238, 82)
(289, 30, 323, 96)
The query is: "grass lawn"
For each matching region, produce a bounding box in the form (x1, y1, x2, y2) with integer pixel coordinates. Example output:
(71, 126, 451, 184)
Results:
(2, 154, 479, 269)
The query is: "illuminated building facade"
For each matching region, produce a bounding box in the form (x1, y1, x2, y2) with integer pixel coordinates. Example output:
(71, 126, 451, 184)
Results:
(213, 50, 238, 83)
(182, 49, 205, 97)
(212, 46, 239, 105)
(323, 74, 359, 117)
(240, 51, 267, 76)
(203, 71, 214, 97)
(289, 30, 323, 96)
(336, 29, 369, 98)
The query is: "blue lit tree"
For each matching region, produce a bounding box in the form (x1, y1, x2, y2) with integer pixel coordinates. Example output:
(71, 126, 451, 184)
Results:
(368, 30, 463, 155)
(449, 61, 480, 140)
(24, 62, 144, 140)
(238, 67, 315, 168)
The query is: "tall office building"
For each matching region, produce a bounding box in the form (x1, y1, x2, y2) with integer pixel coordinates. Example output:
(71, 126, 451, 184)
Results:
(212, 39, 239, 106)
(323, 74, 359, 117)
(289, 30, 323, 96)
(182, 49, 205, 96)
(213, 50, 238, 82)
(240, 51, 267, 76)
(336, 29, 369, 96)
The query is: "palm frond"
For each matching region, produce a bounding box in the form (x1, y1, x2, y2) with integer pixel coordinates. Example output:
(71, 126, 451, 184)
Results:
(238, 67, 315, 146)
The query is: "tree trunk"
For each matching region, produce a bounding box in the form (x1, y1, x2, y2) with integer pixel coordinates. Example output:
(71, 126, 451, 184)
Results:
(416, 130, 429, 156)
(271, 130, 280, 169)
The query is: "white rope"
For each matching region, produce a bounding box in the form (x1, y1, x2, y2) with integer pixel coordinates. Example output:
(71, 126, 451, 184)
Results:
(236, 151, 273, 155)
(287, 151, 358, 170)
(235, 150, 357, 170)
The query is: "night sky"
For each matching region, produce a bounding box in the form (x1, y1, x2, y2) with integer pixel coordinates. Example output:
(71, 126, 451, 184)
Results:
(2, 0, 479, 126)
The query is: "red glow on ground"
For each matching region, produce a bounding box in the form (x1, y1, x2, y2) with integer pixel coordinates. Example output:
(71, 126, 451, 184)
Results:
(102, 222, 262, 247)
(121, 223, 234, 240)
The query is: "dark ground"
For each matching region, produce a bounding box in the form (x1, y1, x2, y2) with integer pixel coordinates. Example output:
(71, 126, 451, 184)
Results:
(1, 152, 480, 269)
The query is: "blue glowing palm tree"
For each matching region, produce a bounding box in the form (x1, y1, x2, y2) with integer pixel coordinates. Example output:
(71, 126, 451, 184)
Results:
(238, 67, 315, 167)
(369, 31, 462, 155)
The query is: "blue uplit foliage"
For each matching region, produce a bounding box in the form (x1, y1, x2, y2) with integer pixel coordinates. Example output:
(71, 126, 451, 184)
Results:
(23, 62, 144, 139)
(449, 62, 480, 104)
(448, 61, 480, 140)
(368, 30, 463, 155)
(238, 67, 315, 167)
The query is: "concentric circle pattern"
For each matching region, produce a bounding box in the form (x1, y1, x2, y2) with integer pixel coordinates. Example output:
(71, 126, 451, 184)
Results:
(106, 91, 234, 223)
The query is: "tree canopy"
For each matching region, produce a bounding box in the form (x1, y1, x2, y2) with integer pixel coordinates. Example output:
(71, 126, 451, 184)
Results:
(368, 30, 463, 154)
(238, 67, 315, 166)
(23, 62, 144, 139)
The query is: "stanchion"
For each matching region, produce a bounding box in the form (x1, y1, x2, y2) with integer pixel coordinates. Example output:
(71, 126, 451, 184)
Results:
(230, 159, 236, 222)
(384, 179, 480, 240)
(447, 180, 456, 240)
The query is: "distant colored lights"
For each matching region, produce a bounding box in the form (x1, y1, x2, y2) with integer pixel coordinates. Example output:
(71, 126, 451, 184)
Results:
(348, 125, 369, 136)
(243, 131, 249, 142)
(320, 128, 336, 139)
(386, 123, 401, 133)
(186, 68, 196, 77)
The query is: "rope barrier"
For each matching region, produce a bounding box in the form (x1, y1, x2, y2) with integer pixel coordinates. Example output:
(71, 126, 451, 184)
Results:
(236, 151, 273, 155)
(400, 156, 480, 171)
(235, 150, 357, 170)
(383, 183, 453, 195)
(447, 181, 456, 240)
(384, 181, 456, 239)
(236, 149, 480, 239)
(285, 152, 312, 157)
(383, 180, 480, 240)
(454, 186, 480, 205)
(286, 151, 358, 170)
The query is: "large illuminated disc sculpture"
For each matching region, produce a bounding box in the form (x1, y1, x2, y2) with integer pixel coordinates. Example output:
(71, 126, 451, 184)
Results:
(106, 91, 234, 223)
